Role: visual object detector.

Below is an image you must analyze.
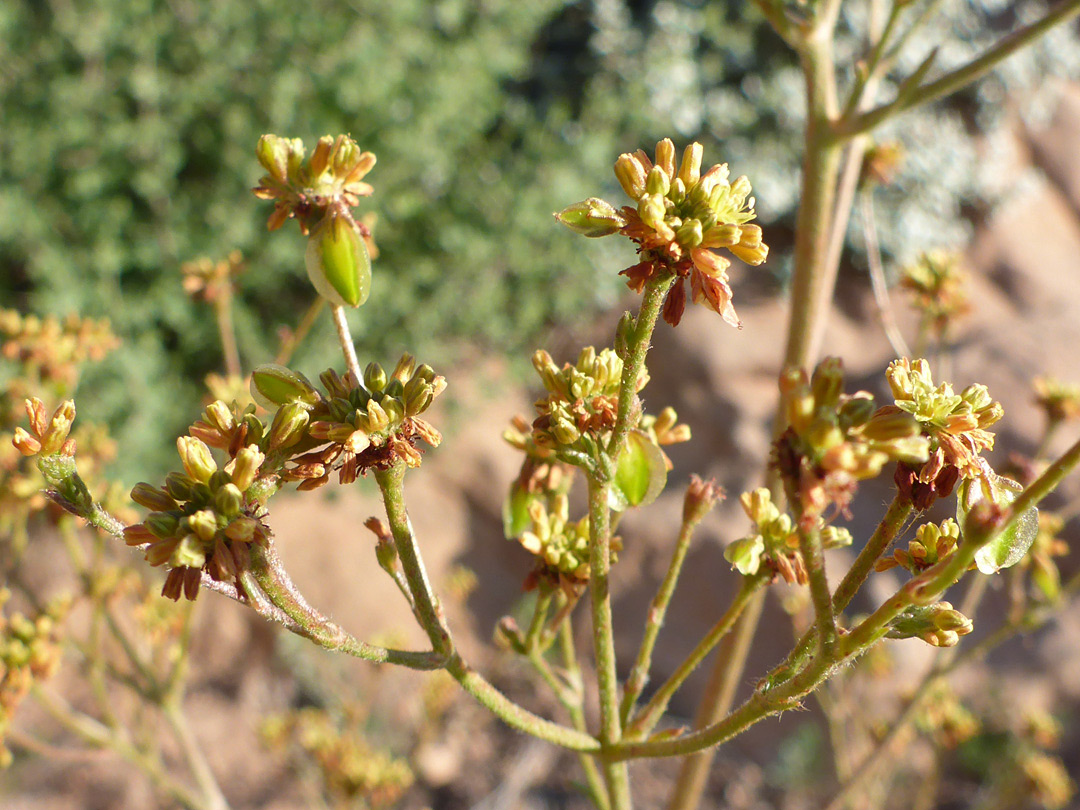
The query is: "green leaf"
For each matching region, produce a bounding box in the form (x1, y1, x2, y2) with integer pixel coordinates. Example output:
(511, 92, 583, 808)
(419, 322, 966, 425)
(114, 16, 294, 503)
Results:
(608, 429, 667, 512)
(958, 476, 1039, 574)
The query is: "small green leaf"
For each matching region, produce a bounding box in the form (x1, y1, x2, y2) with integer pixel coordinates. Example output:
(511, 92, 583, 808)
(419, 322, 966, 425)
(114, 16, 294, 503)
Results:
(609, 429, 667, 511)
(958, 476, 1039, 574)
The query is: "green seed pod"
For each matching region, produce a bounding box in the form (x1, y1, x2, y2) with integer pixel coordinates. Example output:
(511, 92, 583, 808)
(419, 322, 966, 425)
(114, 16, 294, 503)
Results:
(555, 197, 626, 237)
(724, 535, 764, 576)
(305, 213, 371, 308)
(250, 364, 321, 411)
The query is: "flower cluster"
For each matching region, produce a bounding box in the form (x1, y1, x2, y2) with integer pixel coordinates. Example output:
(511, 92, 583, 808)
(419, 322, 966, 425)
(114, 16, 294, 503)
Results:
(887, 358, 1003, 509)
(886, 601, 973, 647)
(1032, 376, 1080, 427)
(123, 436, 271, 601)
(1, 590, 69, 768)
(181, 250, 245, 303)
(913, 684, 980, 749)
(0, 310, 118, 396)
(253, 134, 376, 234)
(899, 250, 970, 338)
(557, 139, 768, 327)
(725, 488, 852, 584)
(530, 347, 630, 451)
(517, 494, 620, 590)
(261, 708, 414, 809)
(774, 358, 929, 520)
(876, 518, 962, 575)
(280, 355, 445, 487)
(253, 134, 376, 308)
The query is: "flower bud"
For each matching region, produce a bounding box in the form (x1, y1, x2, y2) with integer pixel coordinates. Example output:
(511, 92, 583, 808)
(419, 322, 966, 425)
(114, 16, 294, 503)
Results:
(229, 445, 265, 492)
(555, 197, 626, 238)
(145, 512, 180, 540)
(308, 135, 334, 179)
(171, 535, 207, 570)
(267, 402, 310, 451)
(364, 362, 387, 393)
(224, 517, 258, 544)
(164, 472, 197, 502)
(403, 378, 433, 416)
(614, 153, 648, 199)
(213, 483, 244, 519)
(725, 535, 764, 576)
(41, 400, 76, 456)
(186, 510, 219, 543)
(305, 212, 371, 308)
(655, 138, 676, 178)
(250, 364, 321, 410)
(391, 353, 416, 383)
(177, 437, 217, 484)
(677, 142, 704, 187)
(639, 194, 667, 230)
(130, 483, 178, 512)
(205, 400, 235, 433)
(675, 218, 703, 248)
(256, 134, 290, 183)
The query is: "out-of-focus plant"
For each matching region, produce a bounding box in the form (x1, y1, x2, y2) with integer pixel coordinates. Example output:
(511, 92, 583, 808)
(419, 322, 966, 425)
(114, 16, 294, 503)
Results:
(7, 1, 1080, 809)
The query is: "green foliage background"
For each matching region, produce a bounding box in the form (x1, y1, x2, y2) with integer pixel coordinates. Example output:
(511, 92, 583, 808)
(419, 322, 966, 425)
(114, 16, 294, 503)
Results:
(1, 0, 1076, 474)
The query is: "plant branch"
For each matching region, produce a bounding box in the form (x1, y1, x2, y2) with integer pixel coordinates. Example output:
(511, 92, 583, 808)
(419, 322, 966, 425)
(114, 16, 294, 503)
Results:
(837, 0, 1080, 139)
(626, 573, 766, 740)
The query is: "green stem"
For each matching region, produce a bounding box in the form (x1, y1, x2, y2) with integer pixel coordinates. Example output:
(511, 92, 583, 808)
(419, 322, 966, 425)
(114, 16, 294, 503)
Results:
(627, 574, 766, 740)
(525, 588, 555, 653)
(837, 0, 1080, 138)
(614, 435, 1080, 762)
(247, 543, 445, 670)
(214, 290, 242, 380)
(331, 304, 362, 382)
(620, 505, 706, 724)
(163, 700, 231, 810)
(587, 475, 632, 808)
(559, 617, 611, 810)
(375, 461, 601, 752)
(798, 520, 837, 654)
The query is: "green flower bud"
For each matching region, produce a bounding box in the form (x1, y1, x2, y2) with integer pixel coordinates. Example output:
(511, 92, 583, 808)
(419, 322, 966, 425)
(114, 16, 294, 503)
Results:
(255, 134, 289, 182)
(304, 212, 371, 308)
(130, 482, 178, 512)
(725, 535, 764, 576)
(675, 218, 703, 248)
(811, 357, 845, 409)
(164, 471, 197, 502)
(639, 194, 667, 230)
(678, 142, 704, 187)
(177, 437, 217, 484)
(171, 535, 207, 570)
(145, 512, 180, 540)
(241, 413, 265, 447)
(213, 483, 244, 519)
(555, 197, 626, 238)
(267, 402, 310, 451)
(364, 362, 387, 393)
(645, 166, 671, 196)
(250, 364, 321, 411)
(186, 509, 219, 543)
(821, 526, 853, 549)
